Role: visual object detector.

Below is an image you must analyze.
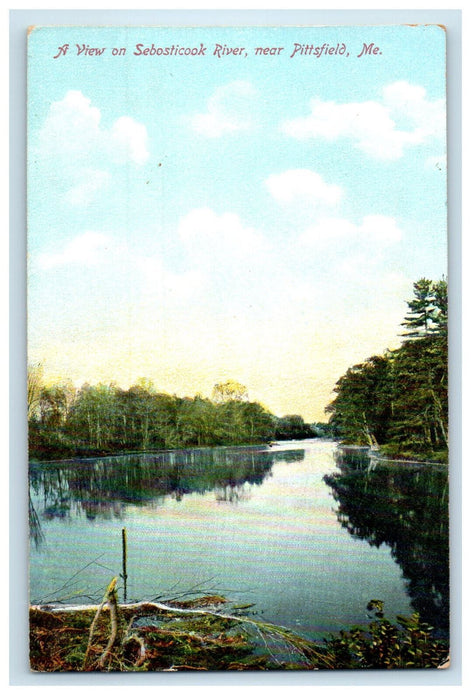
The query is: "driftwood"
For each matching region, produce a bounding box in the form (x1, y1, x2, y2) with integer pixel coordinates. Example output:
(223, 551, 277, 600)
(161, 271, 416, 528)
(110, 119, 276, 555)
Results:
(82, 577, 119, 670)
(34, 595, 314, 669)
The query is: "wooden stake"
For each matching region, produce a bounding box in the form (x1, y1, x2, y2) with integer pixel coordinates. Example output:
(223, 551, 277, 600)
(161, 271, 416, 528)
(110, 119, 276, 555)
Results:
(122, 527, 128, 601)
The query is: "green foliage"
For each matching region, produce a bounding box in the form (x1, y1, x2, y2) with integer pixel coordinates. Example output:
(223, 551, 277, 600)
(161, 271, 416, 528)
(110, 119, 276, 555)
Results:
(30, 599, 448, 671)
(401, 278, 447, 338)
(326, 355, 393, 446)
(27, 362, 44, 420)
(212, 380, 249, 403)
(326, 278, 448, 460)
(29, 377, 276, 459)
(274, 414, 316, 440)
(310, 422, 336, 438)
(322, 602, 448, 669)
(388, 334, 448, 456)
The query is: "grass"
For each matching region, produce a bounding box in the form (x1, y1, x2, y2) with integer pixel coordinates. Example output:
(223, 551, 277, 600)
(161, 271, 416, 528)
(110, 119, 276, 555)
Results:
(29, 595, 449, 673)
(30, 597, 281, 672)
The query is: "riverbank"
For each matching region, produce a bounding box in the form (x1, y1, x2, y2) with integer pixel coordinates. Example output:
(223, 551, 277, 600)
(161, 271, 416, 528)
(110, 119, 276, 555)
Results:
(30, 437, 447, 468)
(28, 441, 277, 464)
(377, 444, 448, 465)
(30, 594, 449, 672)
(29, 595, 324, 672)
(337, 443, 448, 466)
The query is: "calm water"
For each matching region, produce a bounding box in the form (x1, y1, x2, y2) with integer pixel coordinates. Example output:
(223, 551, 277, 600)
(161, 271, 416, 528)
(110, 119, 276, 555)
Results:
(29, 439, 449, 640)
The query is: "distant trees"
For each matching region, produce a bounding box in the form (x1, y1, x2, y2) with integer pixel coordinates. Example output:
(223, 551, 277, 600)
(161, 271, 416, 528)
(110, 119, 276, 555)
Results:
(212, 380, 249, 403)
(27, 363, 44, 420)
(274, 414, 315, 440)
(28, 377, 277, 459)
(29, 368, 330, 459)
(326, 278, 448, 461)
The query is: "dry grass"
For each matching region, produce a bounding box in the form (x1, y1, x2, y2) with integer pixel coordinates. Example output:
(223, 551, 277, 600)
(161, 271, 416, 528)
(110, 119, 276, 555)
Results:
(30, 596, 322, 672)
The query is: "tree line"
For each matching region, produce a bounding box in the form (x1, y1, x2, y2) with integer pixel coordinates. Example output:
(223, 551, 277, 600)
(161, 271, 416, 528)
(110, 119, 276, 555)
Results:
(28, 376, 328, 460)
(30, 278, 443, 461)
(326, 278, 448, 462)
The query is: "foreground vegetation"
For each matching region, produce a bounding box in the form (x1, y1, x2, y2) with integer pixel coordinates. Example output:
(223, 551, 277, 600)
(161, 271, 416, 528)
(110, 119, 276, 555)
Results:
(30, 587, 448, 672)
(326, 278, 448, 462)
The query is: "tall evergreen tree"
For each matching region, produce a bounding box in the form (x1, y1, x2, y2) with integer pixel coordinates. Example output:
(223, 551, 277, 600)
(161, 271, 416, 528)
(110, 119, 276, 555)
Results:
(401, 278, 436, 338)
(431, 278, 448, 336)
(326, 278, 448, 461)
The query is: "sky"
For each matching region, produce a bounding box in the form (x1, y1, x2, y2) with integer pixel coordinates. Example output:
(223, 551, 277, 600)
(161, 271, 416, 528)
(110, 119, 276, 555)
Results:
(27, 25, 447, 421)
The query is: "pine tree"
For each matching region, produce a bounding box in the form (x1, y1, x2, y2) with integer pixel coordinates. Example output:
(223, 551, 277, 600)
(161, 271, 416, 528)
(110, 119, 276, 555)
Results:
(327, 278, 448, 460)
(401, 278, 436, 338)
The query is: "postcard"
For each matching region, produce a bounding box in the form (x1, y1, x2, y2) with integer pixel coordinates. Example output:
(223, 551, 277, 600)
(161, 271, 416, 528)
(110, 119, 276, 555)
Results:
(27, 24, 449, 672)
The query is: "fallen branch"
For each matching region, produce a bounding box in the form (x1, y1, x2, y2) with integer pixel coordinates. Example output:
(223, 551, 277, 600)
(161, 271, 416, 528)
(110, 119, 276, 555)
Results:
(98, 580, 119, 668)
(82, 577, 118, 670)
(38, 597, 313, 669)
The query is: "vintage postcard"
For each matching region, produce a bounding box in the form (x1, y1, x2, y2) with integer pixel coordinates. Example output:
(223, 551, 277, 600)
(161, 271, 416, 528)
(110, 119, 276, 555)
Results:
(27, 24, 449, 672)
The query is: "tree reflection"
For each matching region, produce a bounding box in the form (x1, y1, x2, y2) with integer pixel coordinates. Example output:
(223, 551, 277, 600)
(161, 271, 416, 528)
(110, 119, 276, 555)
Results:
(29, 447, 304, 539)
(324, 450, 449, 638)
(29, 494, 44, 547)
(215, 482, 250, 503)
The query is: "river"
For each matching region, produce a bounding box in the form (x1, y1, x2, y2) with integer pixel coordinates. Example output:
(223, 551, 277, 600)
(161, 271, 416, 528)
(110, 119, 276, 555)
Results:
(29, 439, 449, 641)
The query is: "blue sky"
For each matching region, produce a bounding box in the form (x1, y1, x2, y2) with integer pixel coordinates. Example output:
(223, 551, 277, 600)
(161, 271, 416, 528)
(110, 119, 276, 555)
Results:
(27, 25, 447, 420)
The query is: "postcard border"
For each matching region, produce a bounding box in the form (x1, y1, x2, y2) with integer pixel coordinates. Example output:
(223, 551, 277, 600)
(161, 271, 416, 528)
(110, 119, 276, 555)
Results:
(9, 6, 462, 689)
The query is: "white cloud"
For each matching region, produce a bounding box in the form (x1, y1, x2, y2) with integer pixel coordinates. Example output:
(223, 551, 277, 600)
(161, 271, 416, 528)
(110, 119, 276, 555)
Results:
(109, 116, 149, 165)
(265, 169, 342, 207)
(282, 81, 445, 160)
(39, 90, 101, 157)
(36, 231, 112, 270)
(382, 81, 445, 140)
(35, 91, 150, 207)
(191, 81, 257, 137)
(39, 90, 149, 167)
(178, 207, 266, 257)
(300, 215, 402, 246)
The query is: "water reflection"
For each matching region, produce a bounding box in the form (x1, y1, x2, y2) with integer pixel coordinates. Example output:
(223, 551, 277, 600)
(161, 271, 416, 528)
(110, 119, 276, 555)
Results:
(324, 449, 449, 638)
(29, 494, 44, 547)
(29, 446, 304, 534)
